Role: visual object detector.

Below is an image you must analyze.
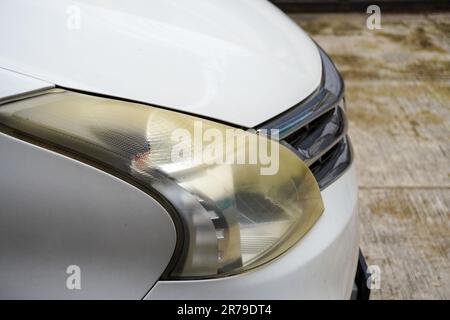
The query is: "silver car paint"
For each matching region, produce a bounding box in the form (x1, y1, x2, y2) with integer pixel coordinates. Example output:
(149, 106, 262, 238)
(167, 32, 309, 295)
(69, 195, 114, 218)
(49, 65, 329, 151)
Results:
(0, 133, 177, 299)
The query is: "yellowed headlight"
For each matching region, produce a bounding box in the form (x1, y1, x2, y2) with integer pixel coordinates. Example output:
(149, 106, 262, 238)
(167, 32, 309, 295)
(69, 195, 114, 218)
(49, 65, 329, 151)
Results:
(0, 89, 324, 278)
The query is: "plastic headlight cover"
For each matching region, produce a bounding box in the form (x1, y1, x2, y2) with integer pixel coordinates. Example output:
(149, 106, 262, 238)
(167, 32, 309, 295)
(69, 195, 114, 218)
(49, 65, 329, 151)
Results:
(0, 89, 324, 278)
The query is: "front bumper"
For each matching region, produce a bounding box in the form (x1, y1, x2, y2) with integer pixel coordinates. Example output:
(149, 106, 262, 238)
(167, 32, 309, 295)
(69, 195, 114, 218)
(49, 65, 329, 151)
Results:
(146, 163, 360, 300)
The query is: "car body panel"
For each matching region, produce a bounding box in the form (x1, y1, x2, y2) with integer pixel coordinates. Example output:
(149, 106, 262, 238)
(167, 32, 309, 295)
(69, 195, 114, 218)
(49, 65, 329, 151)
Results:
(0, 0, 322, 127)
(146, 164, 359, 299)
(0, 133, 177, 299)
(0, 68, 54, 100)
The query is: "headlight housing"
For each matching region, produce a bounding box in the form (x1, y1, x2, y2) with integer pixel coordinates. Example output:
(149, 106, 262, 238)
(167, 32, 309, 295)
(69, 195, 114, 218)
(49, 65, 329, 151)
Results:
(0, 89, 324, 279)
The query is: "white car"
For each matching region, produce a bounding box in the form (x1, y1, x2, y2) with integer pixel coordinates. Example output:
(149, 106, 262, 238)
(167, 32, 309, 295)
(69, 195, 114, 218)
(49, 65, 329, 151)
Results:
(0, 0, 368, 299)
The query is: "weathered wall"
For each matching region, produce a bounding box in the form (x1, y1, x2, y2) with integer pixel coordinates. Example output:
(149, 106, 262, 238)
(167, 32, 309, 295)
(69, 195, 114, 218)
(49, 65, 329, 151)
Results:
(291, 12, 449, 299)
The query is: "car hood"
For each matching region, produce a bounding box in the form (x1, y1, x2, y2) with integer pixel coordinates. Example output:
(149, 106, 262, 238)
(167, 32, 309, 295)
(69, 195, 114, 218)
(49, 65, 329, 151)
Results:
(0, 0, 322, 127)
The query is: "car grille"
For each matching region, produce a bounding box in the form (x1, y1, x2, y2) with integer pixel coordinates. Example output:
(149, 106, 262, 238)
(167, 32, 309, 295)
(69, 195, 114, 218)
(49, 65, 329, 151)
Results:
(256, 47, 352, 189)
(284, 102, 352, 189)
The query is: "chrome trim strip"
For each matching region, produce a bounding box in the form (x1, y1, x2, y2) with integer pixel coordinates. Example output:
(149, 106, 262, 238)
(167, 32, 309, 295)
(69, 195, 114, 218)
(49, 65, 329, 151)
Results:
(288, 106, 348, 166)
(311, 135, 353, 189)
(256, 47, 344, 140)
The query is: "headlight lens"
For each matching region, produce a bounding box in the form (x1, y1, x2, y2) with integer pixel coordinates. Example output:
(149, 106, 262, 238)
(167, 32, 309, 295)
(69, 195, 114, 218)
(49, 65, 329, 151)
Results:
(0, 89, 324, 278)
